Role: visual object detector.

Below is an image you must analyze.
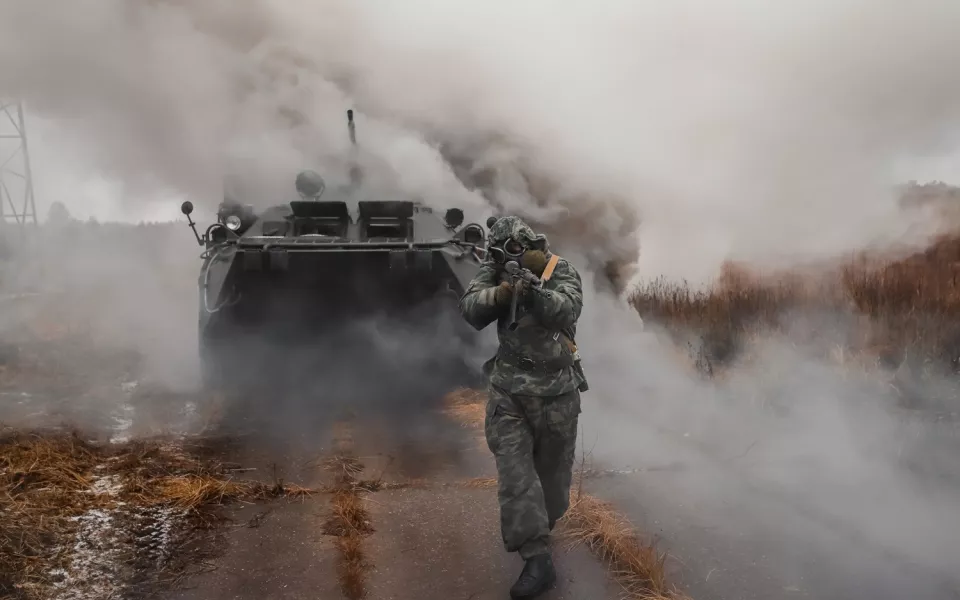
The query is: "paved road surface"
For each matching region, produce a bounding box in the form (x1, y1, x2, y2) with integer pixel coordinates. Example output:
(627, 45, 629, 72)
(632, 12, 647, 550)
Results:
(582, 408, 960, 600)
(364, 487, 620, 600)
(167, 400, 623, 600)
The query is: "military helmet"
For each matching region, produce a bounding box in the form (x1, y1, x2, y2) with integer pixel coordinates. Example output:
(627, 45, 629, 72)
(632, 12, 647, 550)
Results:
(295, 169, 326, 199)
(486, 215, 547, 263)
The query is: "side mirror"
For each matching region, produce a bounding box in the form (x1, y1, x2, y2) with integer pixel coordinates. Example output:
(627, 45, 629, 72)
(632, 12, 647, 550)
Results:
(444, 208, 465, 229)
(180, 201, 202, 246)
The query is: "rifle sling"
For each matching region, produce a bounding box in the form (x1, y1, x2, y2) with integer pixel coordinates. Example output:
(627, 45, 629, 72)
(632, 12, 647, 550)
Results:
(539, 254, 578, 353)
(541, 254, 561, 282)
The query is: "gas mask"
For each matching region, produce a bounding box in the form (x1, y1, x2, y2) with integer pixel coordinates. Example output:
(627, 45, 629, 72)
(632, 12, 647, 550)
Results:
(485, 215, 547, 267)
(487, 237, 526, 265)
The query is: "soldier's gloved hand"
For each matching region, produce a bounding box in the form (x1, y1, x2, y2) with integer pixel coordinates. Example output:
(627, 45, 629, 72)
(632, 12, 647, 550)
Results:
(493, 281, 514, 306)
(521, 250, 548, 277)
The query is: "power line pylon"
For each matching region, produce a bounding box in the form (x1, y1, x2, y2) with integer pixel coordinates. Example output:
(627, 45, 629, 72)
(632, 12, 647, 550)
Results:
(0, 100, 38, 228)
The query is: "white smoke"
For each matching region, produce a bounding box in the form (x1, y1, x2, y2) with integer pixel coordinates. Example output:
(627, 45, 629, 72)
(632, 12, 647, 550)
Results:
(4, 0, 960, 281)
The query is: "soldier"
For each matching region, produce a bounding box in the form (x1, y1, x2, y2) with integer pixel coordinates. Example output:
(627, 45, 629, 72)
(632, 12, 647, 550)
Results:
(459, 216, 588, 600)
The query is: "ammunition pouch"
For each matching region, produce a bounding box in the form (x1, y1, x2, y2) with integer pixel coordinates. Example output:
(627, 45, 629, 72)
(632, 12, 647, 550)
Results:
(557, 329, 590, 393)
(574, 361, 589, 392)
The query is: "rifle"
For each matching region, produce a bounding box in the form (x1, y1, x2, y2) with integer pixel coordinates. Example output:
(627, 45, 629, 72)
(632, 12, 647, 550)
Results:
(504, 260, 542, 331)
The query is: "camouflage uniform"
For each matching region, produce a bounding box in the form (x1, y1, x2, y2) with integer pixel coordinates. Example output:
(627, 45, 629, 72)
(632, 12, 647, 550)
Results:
(459, 216, 587, 561)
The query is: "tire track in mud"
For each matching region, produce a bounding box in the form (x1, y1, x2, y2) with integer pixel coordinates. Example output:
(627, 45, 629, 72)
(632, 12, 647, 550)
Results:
(321, 420, 375, 600)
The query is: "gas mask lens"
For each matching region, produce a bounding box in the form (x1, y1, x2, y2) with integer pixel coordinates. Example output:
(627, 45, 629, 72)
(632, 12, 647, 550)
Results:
(504, 239, 524, 257)
(488, 238, 524, 264)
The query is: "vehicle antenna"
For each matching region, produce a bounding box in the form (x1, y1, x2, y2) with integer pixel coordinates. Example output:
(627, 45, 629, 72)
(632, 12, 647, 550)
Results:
(347, 110, 362, 187)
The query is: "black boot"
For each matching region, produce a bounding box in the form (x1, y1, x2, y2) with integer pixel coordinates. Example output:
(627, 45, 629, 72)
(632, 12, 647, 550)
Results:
(510, 554, 556, 599)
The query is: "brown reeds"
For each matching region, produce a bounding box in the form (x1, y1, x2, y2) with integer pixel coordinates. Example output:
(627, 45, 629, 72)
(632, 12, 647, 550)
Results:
(629, 233, 960, 374)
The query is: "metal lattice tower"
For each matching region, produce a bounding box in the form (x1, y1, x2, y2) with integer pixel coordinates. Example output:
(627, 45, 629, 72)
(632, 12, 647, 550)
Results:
(0, 100, 38, 227)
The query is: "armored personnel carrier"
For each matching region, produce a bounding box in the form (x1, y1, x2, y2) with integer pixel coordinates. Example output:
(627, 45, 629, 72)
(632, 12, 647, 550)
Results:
(180, 111, 489, 392)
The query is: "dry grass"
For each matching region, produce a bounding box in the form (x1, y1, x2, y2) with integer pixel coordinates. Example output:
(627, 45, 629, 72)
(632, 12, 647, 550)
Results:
(0, 429, 317, 599)
(323, 455, 365, 482)
(324, 488, 375, 537)
(629, 232, 960, 375)
(148, 475, 258, 511)
(459, 476, 498, 489)
(324, 488, 372, 599)
(321, 432, 374, 600)
(560, 493, 690, 600)
(335, 533, 368, 600)
(352, 479, 426, 492)
(0, 429, 104, 597)
(443, 387, 487, 428)
(445, 402, 485, 427)
(445, 387, 488, 406)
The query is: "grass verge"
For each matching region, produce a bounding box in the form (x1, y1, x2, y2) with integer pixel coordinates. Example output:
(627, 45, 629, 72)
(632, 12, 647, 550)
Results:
(560, 491, 690, 600)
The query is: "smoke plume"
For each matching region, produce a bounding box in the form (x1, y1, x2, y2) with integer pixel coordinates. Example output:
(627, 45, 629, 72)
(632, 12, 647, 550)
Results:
(4, 0, 960, 281)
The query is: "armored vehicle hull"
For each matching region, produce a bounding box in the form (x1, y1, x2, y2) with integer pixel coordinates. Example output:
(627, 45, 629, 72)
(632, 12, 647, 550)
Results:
(182, 195, 489, 399)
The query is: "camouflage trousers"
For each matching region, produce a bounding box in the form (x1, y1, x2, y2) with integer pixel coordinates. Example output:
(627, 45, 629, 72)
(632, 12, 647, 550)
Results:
(484, 383, 581, 559)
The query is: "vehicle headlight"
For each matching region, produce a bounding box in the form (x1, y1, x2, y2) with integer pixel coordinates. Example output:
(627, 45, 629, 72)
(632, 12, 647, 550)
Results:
(225, 215, 242, 231)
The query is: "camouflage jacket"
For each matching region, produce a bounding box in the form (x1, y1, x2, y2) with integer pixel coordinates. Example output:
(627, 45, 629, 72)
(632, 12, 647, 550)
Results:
(459, 254, 586, 396)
